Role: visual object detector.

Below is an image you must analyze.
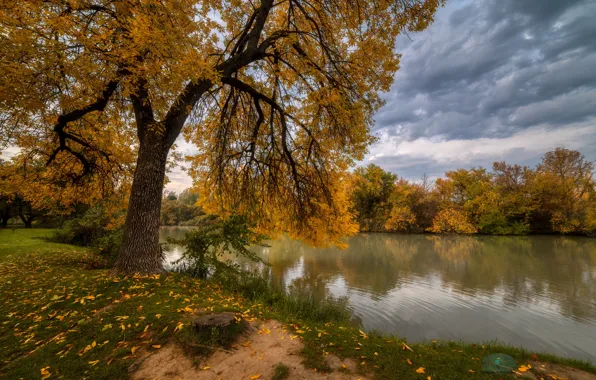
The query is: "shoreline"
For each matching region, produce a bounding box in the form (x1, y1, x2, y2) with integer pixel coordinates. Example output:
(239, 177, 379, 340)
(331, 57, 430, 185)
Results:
(1, 229, 595, 379)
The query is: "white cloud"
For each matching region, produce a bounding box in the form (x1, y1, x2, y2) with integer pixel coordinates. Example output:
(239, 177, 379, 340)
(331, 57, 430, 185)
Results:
(366, 119, 596, 169)
(0, 146, 20, 160)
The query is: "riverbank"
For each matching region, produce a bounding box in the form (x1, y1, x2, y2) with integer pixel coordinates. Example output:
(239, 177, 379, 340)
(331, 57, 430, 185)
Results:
(1, 229, 595, 379)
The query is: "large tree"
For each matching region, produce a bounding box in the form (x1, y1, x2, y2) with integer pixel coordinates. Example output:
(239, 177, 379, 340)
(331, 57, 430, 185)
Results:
(0, 0, 443, 273)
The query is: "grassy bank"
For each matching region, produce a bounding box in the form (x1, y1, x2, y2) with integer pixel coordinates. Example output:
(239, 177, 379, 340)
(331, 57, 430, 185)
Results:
(1, 229, 594, 380)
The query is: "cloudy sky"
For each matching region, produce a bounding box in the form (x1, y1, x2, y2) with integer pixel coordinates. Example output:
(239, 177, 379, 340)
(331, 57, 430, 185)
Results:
(365, 0, 596, 179)
(164, 0, 596, 193)
(4, 0, 593, 193)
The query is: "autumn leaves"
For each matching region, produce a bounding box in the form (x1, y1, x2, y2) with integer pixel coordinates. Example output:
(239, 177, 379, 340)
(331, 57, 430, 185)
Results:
(349, 148, 596, 236)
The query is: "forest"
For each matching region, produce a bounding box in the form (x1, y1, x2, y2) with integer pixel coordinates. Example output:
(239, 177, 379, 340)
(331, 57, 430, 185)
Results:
(156, 147, 596, 236)
(349, 147, 596, 236)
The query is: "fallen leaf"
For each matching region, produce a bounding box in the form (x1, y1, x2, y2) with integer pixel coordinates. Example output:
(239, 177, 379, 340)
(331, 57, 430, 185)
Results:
(203, 366, 210, 370)
(407, 359, 413, 365)
(416, 367, 425, 374)
(403, 343, 414, 352)
(40, 366, 51, 380)
(250, 375, 261, 379)
(131, 346, 139, 354)
(152, 345, 161, 349)
(518, 365, 530, 372)
(88, 360, 99, 366)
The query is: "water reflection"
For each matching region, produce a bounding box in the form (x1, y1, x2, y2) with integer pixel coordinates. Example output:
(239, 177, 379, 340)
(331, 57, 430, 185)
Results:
(160, 227, 596, 362)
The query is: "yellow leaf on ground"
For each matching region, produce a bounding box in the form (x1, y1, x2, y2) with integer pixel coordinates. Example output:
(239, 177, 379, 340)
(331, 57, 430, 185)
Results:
(40, 366, 51, 380)
(152, 345, 161, 349)
(416, 367, 426, 374)
(518, 365, 530, 372)
(88, 360, 99, 366)
(427, 377, 431, 380)
(250, 375, 261, 379)
(131, 346, 139, 354)
(203, 366, 210, 370)
(407, 359, 413, 365)
(341, 364, 347, 369)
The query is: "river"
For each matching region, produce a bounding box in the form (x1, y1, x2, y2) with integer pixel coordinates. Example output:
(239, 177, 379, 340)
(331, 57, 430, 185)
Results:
(160, 227, 596, 362)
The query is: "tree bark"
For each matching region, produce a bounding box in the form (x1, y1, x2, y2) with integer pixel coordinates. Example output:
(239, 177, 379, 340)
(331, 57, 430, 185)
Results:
(17, 212, 33, 228)
(114, 129, 171, 274)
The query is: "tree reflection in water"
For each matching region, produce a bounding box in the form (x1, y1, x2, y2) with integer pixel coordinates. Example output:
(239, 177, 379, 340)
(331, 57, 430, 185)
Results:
(161, 228, 596, 362)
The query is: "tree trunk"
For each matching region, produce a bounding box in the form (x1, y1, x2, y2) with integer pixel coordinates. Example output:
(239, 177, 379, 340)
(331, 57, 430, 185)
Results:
(114, 131, 171, 274)
(18, 213, 33, 228)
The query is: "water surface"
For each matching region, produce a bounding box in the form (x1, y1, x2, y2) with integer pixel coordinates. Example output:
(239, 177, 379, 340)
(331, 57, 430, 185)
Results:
(160, 227, 596, 362)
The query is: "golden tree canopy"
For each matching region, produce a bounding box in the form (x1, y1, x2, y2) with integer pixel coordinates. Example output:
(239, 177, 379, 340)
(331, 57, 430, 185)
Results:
(1, 0, 443, 246)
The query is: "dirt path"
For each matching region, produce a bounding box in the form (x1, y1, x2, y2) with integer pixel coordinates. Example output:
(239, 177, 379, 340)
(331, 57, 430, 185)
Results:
(132, 319, 366, 380)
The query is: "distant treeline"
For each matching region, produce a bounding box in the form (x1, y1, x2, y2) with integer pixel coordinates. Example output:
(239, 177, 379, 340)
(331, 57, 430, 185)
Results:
(348, 148, 595, 236)
(160, 147, 595, 236)
(160, 188, 203, 226)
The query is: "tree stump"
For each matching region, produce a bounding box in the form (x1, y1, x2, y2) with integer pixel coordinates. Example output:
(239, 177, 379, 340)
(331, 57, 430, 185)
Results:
(190, 312, 244, 349)
(192, 312, 237, 330)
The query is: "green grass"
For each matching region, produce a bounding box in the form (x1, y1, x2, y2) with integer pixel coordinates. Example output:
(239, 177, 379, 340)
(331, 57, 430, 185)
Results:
(1, 229, 594, 380)
(272, 362, 290, 380)
(295, 324, 596, 379)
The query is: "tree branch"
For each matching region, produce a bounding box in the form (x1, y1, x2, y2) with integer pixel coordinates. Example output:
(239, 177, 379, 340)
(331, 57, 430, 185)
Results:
(46, 75, 122, 179)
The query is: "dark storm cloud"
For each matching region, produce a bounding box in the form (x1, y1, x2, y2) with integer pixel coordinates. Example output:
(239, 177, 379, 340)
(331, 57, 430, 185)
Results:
(168, 0, 596, 192)
(375, 0, 596, 141)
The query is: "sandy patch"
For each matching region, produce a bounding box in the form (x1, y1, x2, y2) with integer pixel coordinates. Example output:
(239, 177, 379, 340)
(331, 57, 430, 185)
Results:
(132, 319, 366, 380)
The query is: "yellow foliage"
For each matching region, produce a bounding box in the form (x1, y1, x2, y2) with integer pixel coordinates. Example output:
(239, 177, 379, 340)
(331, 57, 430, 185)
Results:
(385, 205, 417, 232)
(0, 0, 445, 265)
(427, 209, 477, 234)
